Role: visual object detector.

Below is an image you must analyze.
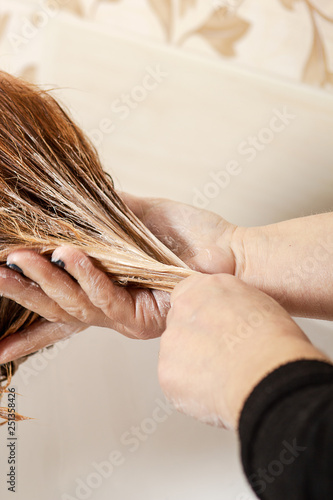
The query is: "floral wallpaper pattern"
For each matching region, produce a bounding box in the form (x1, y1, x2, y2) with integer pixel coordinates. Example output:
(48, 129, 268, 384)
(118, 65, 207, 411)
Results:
(0, 0, 332, 91)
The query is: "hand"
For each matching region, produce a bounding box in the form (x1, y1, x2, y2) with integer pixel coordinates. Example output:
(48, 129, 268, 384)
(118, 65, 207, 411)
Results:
(0, 246, 170, 363)
(121, 193, 239, 275)
(0, 194, 240, 363)
(158, 273, 328, 430)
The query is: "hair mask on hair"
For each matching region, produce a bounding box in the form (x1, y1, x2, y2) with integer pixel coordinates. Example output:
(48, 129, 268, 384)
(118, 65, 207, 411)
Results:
(0, 71, 195, 423)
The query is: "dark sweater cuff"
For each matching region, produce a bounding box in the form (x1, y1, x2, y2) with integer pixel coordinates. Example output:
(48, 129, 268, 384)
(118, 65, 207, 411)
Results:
(238, 359, 333, 483)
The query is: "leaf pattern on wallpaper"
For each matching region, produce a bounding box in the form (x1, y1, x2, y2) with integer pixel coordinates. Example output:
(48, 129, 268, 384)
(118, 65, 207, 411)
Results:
(148, 0, 172, 41)
(279, 0, 301, 10)
(279, 0, 333, 87)
(303, 18, 328, 85)
(59, 0, 85, 17)
(179, 0, 196, 17)
(89, 0, 121, 18)
(0, 12, 10, 42)
(195, 7, 250, 57)
(92, 0, 122, 7)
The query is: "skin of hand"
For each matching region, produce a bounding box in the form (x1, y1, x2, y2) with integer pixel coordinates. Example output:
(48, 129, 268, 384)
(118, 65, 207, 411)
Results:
(123, 198, 333, 319)
(0, 194, 238, 363)
(239, 212, 333, 320)
(1, 193, 332, 364)
(158, 273, 330, 430)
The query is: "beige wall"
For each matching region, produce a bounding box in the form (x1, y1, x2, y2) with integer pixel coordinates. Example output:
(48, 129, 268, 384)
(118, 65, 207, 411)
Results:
(0, 2, 332, 499)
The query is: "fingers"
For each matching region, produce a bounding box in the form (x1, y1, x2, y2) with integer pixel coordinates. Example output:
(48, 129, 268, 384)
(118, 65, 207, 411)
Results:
(50, 245, 138, 326)
(0, 266, 76, 324)
(51, 246, 169, 338)
(4, 246, 169, 340)
(0, 318, 86, 364)
(6, 249, 107, 327)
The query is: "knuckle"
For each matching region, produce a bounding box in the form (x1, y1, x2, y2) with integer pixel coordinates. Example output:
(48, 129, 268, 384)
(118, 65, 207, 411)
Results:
(75, 254, 89, 270)
(64, 304, 91, 324)
(92, 295, 110, 310)
(41, 308, 63, 324)
(100, 292, 128, 320)
(42, 301, 79, 324)
(43, 313, 62, 323)
(88, 276, 111, 306)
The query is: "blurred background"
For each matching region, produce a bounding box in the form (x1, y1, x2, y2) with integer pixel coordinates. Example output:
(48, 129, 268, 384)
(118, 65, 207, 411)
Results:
(0, 1, 332, 499)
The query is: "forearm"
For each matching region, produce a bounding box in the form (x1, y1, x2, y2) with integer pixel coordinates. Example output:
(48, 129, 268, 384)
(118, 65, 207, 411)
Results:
(232, 213, 333, 319)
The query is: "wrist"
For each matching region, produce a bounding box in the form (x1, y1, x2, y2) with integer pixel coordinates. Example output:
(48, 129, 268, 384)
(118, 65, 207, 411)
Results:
(229, 224, 267, 281)
(229, 224, 297, 313)
(229, 217, 333, 319)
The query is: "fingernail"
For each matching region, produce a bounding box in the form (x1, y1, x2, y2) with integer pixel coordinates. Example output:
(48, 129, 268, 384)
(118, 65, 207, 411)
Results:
(51, 259, 66, 269)
(6, 263, 23, 274)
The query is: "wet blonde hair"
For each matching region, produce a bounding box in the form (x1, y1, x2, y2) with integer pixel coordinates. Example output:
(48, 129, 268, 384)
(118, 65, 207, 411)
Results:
(0, 71, 194, 422)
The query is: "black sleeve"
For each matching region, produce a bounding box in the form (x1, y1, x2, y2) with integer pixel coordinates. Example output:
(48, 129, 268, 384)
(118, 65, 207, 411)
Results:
(238, 359, 333, 500)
